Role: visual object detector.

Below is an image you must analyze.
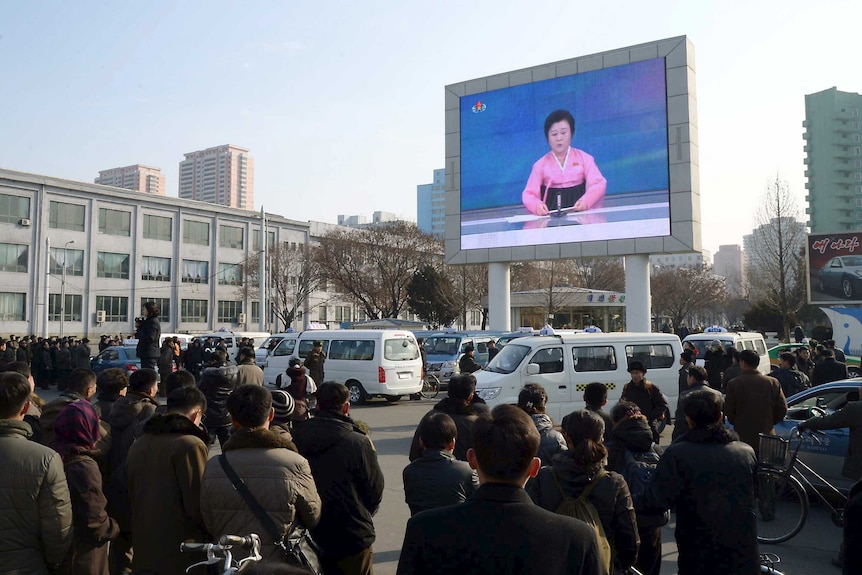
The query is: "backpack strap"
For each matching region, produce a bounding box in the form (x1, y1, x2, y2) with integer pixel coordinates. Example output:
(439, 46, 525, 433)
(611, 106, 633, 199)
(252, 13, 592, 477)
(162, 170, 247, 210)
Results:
(578, 469, 608, 501)
(218, 454, 286, 546)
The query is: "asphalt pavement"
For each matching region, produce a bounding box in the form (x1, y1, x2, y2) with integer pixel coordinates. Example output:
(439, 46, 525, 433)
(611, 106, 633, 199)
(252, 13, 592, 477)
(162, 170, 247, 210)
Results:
(35, 389, 844, 574)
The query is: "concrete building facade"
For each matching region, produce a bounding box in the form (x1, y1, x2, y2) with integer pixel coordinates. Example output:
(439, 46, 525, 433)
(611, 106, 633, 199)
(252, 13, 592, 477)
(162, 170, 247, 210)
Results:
(713, 244, 747, 297)
(94, 164, 166, 196)
(649, 250, 712, 269)
(417, 168, 445, 236)
(178, 145, 254, 210)
(804, 87, 862, 232)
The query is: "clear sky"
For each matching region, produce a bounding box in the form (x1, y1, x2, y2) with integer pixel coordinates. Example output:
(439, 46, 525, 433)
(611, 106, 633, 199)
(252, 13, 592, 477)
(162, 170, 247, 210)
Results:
(1, 0, 860, 256)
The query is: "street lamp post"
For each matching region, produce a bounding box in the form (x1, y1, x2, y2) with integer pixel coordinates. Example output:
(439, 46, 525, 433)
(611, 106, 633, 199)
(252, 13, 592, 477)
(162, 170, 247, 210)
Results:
(60, 240, 75, 338)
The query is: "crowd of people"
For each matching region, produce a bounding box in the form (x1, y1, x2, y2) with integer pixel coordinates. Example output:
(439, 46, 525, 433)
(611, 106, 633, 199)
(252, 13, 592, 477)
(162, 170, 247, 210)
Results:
(4, 319, 862, 575)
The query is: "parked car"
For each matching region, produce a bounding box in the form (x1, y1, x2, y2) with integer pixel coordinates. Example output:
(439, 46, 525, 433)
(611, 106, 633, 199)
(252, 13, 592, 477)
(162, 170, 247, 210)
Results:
(775, 380, 862, 493)
(768, 343, 861, 378)
(819, 256, 862, 299)
(90, 345, 141, 375)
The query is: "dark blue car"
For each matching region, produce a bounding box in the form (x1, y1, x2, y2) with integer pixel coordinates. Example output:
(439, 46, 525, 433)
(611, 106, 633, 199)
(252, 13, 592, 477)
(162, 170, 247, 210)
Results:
(90, 345, 141, 375)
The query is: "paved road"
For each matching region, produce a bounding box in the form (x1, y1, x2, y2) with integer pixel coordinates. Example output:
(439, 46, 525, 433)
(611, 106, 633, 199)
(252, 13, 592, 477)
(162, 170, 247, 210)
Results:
(36, 389, 844, 574)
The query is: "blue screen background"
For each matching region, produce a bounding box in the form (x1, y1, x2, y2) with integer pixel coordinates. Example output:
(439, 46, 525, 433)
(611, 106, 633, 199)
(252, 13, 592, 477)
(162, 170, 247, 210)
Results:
(460, 58, 669, 211)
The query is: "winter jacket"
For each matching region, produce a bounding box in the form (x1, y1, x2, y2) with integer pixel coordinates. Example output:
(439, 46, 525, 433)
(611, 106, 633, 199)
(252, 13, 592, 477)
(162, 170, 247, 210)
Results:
(202, 427, 322, 562)
(703, 348, 725, 390)
(402, 449, 479, 515)
(812, 357, 849, 386)
(606, 416, 667, 529)
(74, 344, 92, 369)
(620, 380, 667, 423)
(671, 383, 722, 441)
(725, 369, 787, 453)
(409, 398, 480, 462)
(721, 363, 742, 392)
(0, 419, 73, 574)
(199, 369, 237, 428)
(126, 414, 211, 575)
(769, 366, 809, 399)
(61, 453, 120, 575)
(801, 400, 862, 480)
(458, 354, 482, 374)
(293, 410, 384, 559)
(55, 347, 72, 372)
(527, 455, 640, 572)
(235, 360, 265, 386)
(135, 316, 161, 360)
(531, 413, 567, 466)
(585, 406, 614, 442)
(41, 393, 112, 454)
(640, 425, 759, 575)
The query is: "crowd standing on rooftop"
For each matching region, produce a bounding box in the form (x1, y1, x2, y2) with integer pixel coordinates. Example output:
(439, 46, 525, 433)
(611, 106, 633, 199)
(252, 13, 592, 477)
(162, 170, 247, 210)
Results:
(4, 320, 862, 575)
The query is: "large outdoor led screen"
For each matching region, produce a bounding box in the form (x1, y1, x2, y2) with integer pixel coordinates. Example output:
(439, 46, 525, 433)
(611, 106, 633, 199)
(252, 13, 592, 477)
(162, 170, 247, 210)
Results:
(444, 37, 699, 264)
(460, 58, 669, 250)
(806, 232, 862, 305)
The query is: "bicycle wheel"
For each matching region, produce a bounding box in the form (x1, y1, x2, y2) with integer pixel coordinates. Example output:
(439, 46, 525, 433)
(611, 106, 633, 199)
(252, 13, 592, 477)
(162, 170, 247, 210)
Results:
(420, 374, 440, 399)
(754, 469, 809, 544)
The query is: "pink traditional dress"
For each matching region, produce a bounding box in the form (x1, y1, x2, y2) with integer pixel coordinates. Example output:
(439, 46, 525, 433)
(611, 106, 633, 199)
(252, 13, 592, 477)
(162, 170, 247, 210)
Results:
(522, 147, 607, 215)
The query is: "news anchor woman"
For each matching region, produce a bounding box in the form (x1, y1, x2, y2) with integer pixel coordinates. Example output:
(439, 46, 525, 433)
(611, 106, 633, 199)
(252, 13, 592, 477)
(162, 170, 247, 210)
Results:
(522, 109, 607, 216)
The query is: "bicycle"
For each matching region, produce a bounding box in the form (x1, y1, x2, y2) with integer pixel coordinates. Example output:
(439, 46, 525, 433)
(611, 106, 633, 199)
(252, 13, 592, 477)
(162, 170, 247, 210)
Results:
(420, 372, 440, 399)
(754, 427, 848, 544)
(181, 533, 262, 574)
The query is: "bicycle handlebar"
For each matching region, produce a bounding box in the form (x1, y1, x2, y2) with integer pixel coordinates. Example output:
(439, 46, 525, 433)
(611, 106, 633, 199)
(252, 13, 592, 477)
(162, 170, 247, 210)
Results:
(180, 542, 212, 552)
(219, 534, 258, 549)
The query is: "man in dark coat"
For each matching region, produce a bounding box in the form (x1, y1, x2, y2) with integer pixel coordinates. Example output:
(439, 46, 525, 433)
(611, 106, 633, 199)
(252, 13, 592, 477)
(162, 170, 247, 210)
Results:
(126, 387, 211, 575)
(702, 340, 725, 391)
(135, 301, 161, 370)
(397, 404, 601, 575)
(458, 344, 482, 374)
(725, 350, 787, 455)
(672, 365, 722, 442)
(293, 382, 383, 575)
(409, 374, 481, 462)
(796, 347, 815, 380)
(812, 348, 849, 385)
(677, 349, 695, 395)
(73, 338, 92, 369)
(641, 390, 759, 575)
(620, 361, 667, 443)
(770, 352, 810, 399)
(304, 340, 326, 385)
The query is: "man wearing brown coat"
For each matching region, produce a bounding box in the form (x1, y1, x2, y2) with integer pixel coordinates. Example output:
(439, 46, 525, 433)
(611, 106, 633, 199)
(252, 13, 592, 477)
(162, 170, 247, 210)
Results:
(126, 386, 210, 575)
(725, 349, 788, 454)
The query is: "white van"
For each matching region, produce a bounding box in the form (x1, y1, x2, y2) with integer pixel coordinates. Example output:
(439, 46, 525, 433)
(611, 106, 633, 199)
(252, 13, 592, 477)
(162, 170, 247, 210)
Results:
(264, 329, 423, 404)
(197, 330, 270, 365)
(474, 332, 683, 422)
(682, 331, 770, 375)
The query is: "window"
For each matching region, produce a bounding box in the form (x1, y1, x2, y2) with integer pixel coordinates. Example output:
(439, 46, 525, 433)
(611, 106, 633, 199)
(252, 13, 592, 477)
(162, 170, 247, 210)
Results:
(0, 293, 25, 320)
(573, 346, 617, 372)
(97, 252, 130, 279)
(182, 260, 209, 283)
(856, 147, 861, 156)
(183, 220, 210, 245)
(318, 306, 328, 321)
(217, 263, 242, 286)
(95, 296, 128, 322)
(856, 134, 861, 143)
(141, 256, 171, 281)
(329, 339, 375, 360)
(49, 201, 85, 231)
(857, 173, 862, 182)
(335, 305, 352, 322)
(98, 208, 131, 236)
(385, 338, 419, 361)
(273, 338, 297, 357)
(141, 297, 170, 323)
(143, 214, 172, 241)
(48, 294, 82, 322)
(218, 301, 242, 323)
(297, 339, 329, 359)
(0, 194, 30, 224)
(530, 347, 564, 373)
(470, 310, 482, 324)
(251, 229, 276, 250)
(251, 301, 260, 323)
(181, 299, 208, 323)
(0, 243, 27, 272)
(50, 248, 84, 276)
(219, 225, 244, 249)
(624, 344, 675, 369)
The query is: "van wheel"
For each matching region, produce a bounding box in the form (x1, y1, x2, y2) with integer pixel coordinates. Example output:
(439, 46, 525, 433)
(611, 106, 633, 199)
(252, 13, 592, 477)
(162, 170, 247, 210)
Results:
(384, 395, 402, 403)
(347, 382, 367, 405)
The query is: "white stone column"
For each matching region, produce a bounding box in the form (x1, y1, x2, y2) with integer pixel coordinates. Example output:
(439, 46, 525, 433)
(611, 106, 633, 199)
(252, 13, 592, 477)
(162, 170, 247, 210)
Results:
(488, 263, 511, 331)
(624, 255, 651, 333)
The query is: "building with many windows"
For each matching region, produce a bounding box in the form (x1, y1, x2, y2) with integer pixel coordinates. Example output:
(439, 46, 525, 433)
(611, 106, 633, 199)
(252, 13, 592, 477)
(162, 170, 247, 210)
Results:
(713, 244, 747, 297)
(649, 250, 712, 269)
(417, 168, 445, 236)
(804, 87, 862, 232)
(94, 164, 166, 195)
(178, 145, 254, 210)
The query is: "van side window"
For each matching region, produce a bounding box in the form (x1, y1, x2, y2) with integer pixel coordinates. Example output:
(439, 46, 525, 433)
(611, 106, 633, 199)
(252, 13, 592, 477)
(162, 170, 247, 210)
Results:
(573, 346, 617, 372)
(743, 340, 755, 351)
(530, 348, 563, 374)
(754, 340, 766, 355)
(329, 340, 375, 361)
(298, 340, 328, 359)
(624, 344, 675, 369)
(273, 339, 296, 357)
(735, 341, 744, 351)
(477, 342, 488, 354)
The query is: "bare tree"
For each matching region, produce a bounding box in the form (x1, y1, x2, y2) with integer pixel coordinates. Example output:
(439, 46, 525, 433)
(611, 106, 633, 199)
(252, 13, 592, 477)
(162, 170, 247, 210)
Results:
(510, 260, 586, 322)
(570, 257, 626, 291)
(315, 222, 441, 319)
(746, 176, 806, 340)
(651, 265, 729, 330)
(446, 263, 489, 329)
(238, 243, 322, 331)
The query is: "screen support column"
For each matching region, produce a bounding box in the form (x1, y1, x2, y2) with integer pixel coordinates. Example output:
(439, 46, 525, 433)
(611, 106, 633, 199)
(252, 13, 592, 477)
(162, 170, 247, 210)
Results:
(624, 254, 651, 333)
(488, 262, 511, 331)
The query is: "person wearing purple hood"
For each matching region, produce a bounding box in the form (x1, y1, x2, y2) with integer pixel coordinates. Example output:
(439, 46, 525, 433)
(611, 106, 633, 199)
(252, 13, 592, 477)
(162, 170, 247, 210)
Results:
(53, 400, 120, 575)
(284, 358, 315, 422)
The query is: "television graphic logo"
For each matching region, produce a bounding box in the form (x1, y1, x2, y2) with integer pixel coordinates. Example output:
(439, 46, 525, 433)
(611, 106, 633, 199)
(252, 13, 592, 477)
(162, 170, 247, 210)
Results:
(471, 100, 486, 113)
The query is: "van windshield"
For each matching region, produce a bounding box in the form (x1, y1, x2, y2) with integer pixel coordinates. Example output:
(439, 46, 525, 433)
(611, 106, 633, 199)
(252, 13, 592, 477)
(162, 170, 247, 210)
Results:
(485, 344, 530, 374)
(385, 338, 419, 361)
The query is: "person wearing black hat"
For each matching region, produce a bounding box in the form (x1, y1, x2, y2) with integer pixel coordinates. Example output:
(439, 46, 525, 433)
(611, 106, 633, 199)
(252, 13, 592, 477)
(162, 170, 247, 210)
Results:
(678, 349, 695, 395)
(458, 344, 482, 375)
(305, 340, 326, 385)
(621, 361, 667, 443)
